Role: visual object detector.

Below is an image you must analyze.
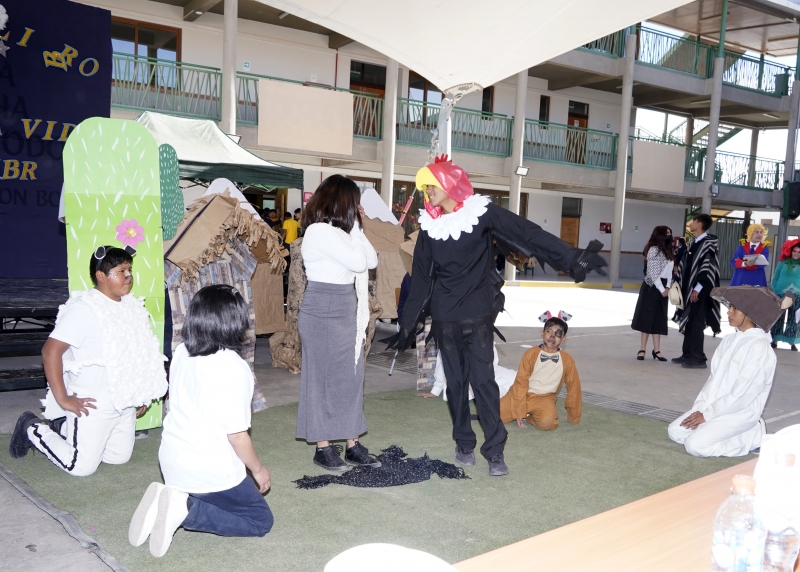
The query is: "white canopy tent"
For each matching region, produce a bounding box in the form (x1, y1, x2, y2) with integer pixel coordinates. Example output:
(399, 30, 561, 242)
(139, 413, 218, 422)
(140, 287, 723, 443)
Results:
(255, 0, 693, 93)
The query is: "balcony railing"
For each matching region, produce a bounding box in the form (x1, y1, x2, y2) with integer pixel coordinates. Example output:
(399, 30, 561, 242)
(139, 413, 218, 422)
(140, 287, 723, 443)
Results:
(111, 52, 222, 120)
(579, 30, 626, 58)
(235, 72, 384, 140)
(581, 27, 794, 96)
(524, 120, 617, 169)
(637, 28, 712, 77)
(715, 151, 784, 190)
(721, 50, 793, 96)
(396, 98, 513, 157)
(627, 135, 704, 182)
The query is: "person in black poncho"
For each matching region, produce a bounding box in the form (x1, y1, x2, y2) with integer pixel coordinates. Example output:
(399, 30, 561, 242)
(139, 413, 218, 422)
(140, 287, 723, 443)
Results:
(386, 156, 607, 476)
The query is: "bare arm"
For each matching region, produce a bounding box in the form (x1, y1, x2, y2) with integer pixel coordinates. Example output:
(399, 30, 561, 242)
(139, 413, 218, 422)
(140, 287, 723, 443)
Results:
(41, 337, 96, 416)
(228, 431, 271, 493)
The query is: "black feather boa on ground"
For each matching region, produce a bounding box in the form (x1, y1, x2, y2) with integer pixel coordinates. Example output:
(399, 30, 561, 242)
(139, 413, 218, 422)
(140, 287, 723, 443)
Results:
(293, 446, 470, 489)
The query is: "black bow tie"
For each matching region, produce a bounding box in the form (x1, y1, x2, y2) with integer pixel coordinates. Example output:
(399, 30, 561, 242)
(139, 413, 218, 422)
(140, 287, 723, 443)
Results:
(540, 354, 559, 363)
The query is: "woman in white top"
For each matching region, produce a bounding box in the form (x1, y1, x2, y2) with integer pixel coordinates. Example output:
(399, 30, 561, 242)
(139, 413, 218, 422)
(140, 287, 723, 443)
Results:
(296, 175, 380, 472)
(631, 226, 675, 361)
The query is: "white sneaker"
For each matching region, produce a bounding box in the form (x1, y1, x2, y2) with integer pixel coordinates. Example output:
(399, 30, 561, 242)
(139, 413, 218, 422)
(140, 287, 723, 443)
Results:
(129, 482, 165, 547)
(149, 487, 189, 557)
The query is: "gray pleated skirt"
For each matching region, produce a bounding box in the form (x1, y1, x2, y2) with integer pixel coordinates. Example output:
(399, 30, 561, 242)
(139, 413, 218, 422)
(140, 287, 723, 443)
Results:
(296, 281, 367, 442)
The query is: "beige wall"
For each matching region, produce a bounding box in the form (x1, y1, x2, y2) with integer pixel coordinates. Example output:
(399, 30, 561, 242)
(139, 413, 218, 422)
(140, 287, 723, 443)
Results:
(257, 80, 353, 155)
(630, 140, 685, 194)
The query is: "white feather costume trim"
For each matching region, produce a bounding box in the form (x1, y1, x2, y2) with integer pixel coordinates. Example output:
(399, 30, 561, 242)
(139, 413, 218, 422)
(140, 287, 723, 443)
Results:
(419, 194, 491, 241)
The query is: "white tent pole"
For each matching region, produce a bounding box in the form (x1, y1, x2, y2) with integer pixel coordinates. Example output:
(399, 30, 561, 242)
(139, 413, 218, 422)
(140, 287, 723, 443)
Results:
(504, 69, 528, 282)
(381, 58, 399, 208)
(437, 97, 454, 158)
(221, 0, 237, 135)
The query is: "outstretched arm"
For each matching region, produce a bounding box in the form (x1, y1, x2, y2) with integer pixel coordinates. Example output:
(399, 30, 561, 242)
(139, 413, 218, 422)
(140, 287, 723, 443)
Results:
(484, 204, 606, 281)
(390, 233, 435, 350)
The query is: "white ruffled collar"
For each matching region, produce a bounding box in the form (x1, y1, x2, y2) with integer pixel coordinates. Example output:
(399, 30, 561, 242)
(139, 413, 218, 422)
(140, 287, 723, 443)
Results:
(419, 194, 490, 241)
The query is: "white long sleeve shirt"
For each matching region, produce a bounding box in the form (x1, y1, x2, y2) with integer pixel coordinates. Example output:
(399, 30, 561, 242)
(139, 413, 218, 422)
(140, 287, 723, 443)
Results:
(693, 327, 775, 423)
(302, 222, 378, 284)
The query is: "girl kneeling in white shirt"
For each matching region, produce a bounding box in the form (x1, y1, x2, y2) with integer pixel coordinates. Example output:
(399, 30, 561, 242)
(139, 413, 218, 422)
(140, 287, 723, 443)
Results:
(128, 284, 273, 557)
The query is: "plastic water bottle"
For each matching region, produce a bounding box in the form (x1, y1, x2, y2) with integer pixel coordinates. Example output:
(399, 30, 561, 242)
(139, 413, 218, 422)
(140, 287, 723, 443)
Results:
(761, 454, 800, 572)
(709, 474, 766, 571)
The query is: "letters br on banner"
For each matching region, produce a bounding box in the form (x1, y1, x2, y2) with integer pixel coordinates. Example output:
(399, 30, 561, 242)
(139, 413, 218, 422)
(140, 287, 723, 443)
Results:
(0, 0, 111, 279)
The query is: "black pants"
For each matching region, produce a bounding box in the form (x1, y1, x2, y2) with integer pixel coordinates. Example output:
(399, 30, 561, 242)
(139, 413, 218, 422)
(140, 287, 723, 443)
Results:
(682, 300, 708, 362)
(432, 318, 508, 459)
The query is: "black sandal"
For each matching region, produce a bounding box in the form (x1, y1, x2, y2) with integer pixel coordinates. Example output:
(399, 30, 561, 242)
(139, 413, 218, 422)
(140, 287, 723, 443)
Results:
(636, 350, 645, 361)
(652, 350, 667, 362)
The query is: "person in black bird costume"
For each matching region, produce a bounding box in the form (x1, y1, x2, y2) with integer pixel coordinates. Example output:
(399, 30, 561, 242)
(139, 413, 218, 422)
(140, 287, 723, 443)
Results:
(385, 156, 607, 476)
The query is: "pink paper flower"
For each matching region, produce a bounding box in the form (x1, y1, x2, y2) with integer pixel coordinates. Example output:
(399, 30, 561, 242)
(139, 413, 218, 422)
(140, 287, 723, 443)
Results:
(115, 218, 144, 248)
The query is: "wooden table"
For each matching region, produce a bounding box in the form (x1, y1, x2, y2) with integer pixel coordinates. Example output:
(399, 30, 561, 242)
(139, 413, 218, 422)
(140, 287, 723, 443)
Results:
(454, 459, 758, 572)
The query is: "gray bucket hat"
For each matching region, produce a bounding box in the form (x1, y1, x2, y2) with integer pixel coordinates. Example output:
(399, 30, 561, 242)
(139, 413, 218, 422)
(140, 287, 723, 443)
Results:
(710, 286, 797, 332)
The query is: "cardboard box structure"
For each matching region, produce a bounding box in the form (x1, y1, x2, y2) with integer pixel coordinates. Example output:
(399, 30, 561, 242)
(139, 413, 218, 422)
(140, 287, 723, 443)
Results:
(164, 191, 286, 412)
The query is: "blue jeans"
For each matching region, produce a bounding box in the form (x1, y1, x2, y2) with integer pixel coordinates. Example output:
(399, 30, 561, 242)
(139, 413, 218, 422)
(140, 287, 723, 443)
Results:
(182, 477, 273, 537)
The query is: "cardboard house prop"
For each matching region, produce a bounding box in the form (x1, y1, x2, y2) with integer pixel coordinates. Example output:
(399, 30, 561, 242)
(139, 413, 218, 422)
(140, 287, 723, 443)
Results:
(163, 185, 285, 412)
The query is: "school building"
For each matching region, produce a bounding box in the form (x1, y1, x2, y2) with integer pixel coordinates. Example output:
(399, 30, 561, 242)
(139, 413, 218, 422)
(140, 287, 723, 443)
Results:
(77, 0, 800, 279)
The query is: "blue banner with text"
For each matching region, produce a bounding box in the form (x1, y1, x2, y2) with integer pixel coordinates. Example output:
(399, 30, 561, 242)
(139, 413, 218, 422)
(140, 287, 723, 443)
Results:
(0, 0, 111, 278)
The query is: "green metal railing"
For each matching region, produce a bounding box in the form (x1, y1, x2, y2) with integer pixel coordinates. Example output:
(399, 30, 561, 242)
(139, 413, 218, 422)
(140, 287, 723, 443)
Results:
(111, 52, 222, 120)
(524, 120, 617, 169)
(396, 98, 513, 156)
(637, 27, 712, 77)
(579, 30, 627, 58)
(235, 72, 384, 140)
(714, 151, 784, 190)
(721, 50, 793, 96)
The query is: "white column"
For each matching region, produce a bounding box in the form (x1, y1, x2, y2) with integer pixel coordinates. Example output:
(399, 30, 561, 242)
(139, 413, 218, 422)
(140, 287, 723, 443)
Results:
(380, 58, 399, 208)
(504, 69, 529, 281)
(702, 57, 724, 214)
(747, 128, 759, 187)
(777, 81, 800, 251)
(220, 0, 237, 134)
(609, 32, 637, 288)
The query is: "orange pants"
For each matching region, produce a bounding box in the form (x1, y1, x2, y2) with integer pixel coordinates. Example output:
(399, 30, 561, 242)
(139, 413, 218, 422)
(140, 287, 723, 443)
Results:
(500, 393, 559, 431)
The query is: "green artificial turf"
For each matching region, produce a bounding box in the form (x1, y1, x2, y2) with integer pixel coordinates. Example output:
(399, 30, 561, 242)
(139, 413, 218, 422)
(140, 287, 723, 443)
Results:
(0, 391, 749, 571)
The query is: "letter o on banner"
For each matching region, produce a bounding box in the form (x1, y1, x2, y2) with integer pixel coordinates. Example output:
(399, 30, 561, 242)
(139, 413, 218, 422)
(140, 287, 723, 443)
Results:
(79, 58, 99, 77)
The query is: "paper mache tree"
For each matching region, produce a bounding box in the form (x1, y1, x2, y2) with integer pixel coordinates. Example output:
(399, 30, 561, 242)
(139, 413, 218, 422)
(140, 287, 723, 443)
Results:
(63, 118, 166, 430)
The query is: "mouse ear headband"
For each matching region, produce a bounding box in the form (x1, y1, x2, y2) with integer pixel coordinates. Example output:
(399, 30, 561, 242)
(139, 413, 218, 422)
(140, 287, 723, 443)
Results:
(538, 310, 572, 323)
(94, 245, 137, 261)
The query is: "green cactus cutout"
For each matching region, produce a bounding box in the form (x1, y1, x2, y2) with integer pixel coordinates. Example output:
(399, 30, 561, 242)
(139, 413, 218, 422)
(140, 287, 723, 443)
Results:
(159, 144, 183, 241)
(63, 118, 165, 430)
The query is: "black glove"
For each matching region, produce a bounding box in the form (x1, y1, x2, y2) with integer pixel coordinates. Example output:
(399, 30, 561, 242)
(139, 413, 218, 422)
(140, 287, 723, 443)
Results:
(569, 240, 608, 283)
(380, 327, 416, 352)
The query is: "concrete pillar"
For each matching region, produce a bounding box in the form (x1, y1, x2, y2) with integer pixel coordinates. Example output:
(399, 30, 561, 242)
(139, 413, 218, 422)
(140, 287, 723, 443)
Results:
(747, 128, 759, 187)
(685, 116, 695, 146)
(609, 32, 637, 288)
(504, 69, 529, 282)
(701, 57, 724, 215)
(777, 81, 800, 251)
(380, 58, 399, 208)
(220, 0, 237, 134)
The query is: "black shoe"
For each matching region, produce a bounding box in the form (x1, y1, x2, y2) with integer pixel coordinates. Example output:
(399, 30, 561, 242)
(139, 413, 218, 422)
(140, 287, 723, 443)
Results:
(636, 350, 645, 361)
(488, 454, 509, 476)
(135, 430, 149, 440)
(455, 445, 476, 466)
(682, 360, 707, 369)
(9, 411, 41, 459)
(344, 442, 381, 468)
(652, 350, 667, 362)
(313, 444, 349, 473)
(48, 417, 66, 436)
(671, 356, 689, 364)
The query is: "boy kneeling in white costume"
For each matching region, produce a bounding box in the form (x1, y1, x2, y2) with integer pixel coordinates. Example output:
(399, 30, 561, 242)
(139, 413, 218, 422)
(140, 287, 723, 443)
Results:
(669, 286, 796, 457)
(9, 246, 167, 476)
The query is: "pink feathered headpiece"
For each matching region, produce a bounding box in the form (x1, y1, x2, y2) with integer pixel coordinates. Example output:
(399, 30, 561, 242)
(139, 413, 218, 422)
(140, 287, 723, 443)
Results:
(415, 155, 475, 219)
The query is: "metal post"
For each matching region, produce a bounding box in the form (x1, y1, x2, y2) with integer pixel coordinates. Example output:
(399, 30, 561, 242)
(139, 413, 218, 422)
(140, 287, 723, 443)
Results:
(777, 81, 800, 251)
(504, 69, 529, 282)
(381, 58, 399, 208)
(609, 32, 637, 288)
(717, 0, 729, 59)
(437, 99, 453, 158)
(220, 0, 237, 134)
(747, 128, 759, 187)
(702, 57, 724, 214)
(685, 115, 695, 146)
